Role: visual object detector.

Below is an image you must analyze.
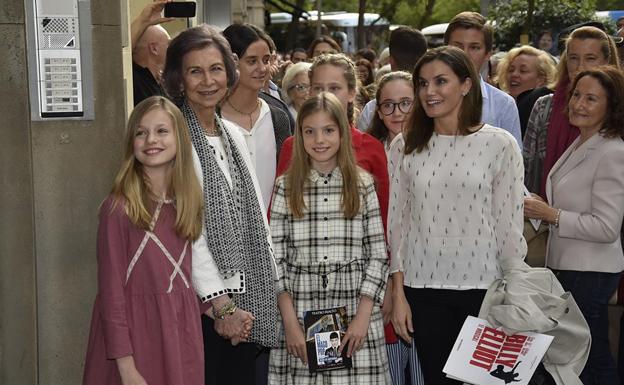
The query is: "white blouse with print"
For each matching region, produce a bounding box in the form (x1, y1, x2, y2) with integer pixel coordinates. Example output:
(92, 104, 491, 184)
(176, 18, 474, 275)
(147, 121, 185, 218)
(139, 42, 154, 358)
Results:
(389, 125, 527, 290)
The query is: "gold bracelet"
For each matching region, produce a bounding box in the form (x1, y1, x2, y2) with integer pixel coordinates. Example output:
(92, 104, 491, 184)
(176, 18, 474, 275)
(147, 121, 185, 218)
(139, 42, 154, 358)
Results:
(553, 209, 562, 228)
(215, 300, 237, 320)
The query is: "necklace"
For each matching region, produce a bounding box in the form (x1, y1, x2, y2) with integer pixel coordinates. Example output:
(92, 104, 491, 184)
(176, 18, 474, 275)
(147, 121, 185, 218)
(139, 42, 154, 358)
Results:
(227, 98, 261, 129)
(201, 118, 220, 137)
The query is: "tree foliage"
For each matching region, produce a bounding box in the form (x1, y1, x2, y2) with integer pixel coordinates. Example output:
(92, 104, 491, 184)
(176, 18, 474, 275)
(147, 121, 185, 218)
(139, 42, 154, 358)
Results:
(595, 0, 624, 10)
(382, 0, 479, 28)
(487, 0, 604, 51)
(266, 0, 480, 28)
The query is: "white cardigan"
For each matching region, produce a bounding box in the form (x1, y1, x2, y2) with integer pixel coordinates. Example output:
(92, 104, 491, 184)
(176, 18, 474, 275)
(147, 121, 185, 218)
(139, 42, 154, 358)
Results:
(190, 119, 276, 302)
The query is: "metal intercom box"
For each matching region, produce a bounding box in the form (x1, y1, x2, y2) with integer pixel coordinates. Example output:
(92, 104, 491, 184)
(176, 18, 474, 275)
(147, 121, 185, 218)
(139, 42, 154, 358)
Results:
(25, 0, 94, 120)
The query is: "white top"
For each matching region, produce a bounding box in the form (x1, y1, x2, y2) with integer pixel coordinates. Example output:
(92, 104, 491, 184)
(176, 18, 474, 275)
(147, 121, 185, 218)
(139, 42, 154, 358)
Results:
(357, 98, 377, 131)
(224, 99, 276, 211)
(386, 134, 404, 266)
(205, 135, 231, 187)
(388, 125, 527, 289)
(190, 120, 276, 301)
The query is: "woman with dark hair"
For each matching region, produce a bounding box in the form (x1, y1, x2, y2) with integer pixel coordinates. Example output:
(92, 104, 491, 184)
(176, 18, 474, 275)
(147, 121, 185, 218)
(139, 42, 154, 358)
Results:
(356, 58, 377, 108)
(308, 35, 342, 58)
(537, 30, 554, 53)
(163, 24, 279, 385)
(220, 23, 292, 211)
(525, 66, 624, 385)
(390, 46, 526, 385)
(355, 58, 375, 87)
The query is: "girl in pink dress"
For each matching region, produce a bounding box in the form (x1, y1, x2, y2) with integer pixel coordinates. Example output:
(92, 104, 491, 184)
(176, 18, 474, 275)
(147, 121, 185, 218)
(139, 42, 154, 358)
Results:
(83, 96, 204, 385)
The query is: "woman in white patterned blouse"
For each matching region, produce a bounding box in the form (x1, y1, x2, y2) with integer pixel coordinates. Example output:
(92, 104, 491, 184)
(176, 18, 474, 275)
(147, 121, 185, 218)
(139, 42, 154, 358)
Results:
(389, 46, 527, 385)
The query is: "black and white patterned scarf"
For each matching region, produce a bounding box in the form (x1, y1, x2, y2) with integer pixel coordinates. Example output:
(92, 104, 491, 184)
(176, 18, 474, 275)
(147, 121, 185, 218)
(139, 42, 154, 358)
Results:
(183, 102, 279, 348)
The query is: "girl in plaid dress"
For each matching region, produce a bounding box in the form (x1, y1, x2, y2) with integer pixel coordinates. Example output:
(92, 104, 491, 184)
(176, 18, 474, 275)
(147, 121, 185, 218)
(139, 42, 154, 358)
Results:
(268, 92, 391, 385)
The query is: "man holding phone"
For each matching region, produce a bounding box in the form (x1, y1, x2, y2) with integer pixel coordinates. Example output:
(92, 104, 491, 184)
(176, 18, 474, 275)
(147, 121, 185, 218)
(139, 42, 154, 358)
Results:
(130, 1, 175, 105)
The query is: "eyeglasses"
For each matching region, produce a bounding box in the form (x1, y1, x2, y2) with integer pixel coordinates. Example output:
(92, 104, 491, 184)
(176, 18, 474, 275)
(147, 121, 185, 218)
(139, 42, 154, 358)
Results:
(379, 99, 413, 115)
(289, 83, 310, 93)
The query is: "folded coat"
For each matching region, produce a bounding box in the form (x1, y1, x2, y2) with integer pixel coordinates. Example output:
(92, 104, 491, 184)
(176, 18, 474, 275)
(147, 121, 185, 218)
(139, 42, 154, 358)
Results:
(478, 257, 591, 385)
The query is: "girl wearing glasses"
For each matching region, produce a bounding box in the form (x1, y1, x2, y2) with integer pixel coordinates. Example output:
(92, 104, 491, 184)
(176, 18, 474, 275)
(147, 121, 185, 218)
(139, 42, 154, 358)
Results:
(281, 61, 312, 120)
(367, 71, 414, 153)
(367, 71, 425, 385)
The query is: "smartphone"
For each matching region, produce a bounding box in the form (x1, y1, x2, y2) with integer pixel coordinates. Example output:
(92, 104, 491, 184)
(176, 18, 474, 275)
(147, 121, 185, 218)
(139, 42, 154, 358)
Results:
(164, 2, 196, 18)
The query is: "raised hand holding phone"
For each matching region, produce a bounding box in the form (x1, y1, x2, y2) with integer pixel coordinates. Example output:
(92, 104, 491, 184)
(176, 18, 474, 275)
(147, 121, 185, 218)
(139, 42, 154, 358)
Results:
(164, 1, 196, 18)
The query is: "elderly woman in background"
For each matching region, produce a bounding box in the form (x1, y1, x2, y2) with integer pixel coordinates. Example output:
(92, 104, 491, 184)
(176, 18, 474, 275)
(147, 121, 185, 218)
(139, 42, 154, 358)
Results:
(525, 66, 624, 385)
(496, 45, 556, 136)
(163, 25, 279, 385)
(280, 61, 311, 120)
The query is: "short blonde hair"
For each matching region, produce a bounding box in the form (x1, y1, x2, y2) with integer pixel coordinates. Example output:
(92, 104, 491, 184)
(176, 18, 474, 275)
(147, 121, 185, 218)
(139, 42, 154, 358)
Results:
(281, 61, 312, 105)
(496, 45, 557, 92)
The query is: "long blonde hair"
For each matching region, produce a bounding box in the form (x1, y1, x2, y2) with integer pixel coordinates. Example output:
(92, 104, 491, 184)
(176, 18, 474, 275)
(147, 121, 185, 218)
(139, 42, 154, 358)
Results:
(286, 92, 361, 218)
(110, 96, 203, 240)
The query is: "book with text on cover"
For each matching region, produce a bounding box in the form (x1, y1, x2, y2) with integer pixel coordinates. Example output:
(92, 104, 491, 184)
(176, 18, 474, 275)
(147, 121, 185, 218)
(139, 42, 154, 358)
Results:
(443, 316, 553, 385)
(303, 305, 352, 373)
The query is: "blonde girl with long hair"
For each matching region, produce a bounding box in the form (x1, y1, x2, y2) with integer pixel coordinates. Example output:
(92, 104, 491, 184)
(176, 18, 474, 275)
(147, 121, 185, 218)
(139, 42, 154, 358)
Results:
(268, 92, 390, 385)
(83, 96, 204, 385)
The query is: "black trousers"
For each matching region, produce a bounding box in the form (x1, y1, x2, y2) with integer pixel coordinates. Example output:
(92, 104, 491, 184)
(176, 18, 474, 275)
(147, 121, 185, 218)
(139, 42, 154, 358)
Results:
(404, 287, 486, 385)
(202, 314, 270, 385)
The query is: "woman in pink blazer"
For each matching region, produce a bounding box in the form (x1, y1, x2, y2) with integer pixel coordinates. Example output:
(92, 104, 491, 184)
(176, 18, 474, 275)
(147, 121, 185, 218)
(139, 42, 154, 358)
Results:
(524, 66, 624, 384)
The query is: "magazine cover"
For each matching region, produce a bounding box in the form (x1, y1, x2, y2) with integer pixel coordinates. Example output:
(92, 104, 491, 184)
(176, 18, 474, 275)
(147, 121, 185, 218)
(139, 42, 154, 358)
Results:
(303, 306, 352, 373)
(443, 316, 554, 385)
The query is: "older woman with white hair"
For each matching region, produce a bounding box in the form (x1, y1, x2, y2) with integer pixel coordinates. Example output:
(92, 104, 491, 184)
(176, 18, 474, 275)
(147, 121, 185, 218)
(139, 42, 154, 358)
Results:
(280, 61, 312, 119)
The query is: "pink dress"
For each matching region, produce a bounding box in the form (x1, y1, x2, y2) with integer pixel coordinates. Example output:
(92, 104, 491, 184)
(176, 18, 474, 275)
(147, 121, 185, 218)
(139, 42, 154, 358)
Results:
(83, 196, 203, 385)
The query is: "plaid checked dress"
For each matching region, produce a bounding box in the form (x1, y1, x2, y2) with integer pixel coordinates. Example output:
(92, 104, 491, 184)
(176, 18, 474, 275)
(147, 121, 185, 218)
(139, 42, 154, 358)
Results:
(268, 168, 391, 385)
